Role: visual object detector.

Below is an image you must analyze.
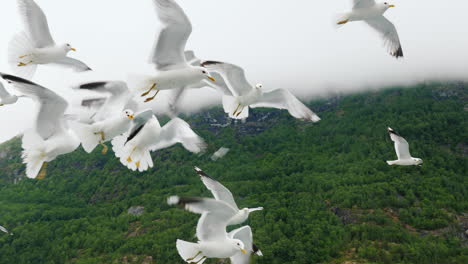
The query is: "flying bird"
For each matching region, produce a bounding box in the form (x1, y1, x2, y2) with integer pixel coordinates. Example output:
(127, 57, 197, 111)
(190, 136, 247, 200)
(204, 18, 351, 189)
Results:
(132, 0, 216, 103)
(0, 82, 19, 106)
(210, 147, 230, 161)
(0, 225, 13, 236)
(387, 127, 423, 166)
(201, 61, 321, 121)
(0, 73, 80, 179)
(9, 0, 91, 79)
(112, 110, 206, 172)
(229, 226, 263, 264)
(195, 167, 263, 225)
(336, 1, 403, 58)
(168, 196, 249, 264)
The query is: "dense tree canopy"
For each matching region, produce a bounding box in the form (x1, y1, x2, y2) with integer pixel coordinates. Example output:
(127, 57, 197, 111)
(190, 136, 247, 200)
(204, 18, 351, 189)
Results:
(0, 82, 466, 263)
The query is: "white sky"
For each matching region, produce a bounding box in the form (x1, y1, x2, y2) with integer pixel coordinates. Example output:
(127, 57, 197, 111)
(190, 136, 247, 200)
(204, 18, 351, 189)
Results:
(0, 0, 467, 142)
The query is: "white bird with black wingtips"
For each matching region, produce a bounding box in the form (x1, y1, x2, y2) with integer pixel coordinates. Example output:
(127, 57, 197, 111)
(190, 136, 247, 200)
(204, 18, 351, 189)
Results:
(132, 0, 216, 103)
(229, 226, 263, 264)
(387, 127, 423, 166)
(0, 73, 80, 179)
(9, 0, 91, 79)
(112, 110, 206, 172)
(201, 61, 321, 122)
(194, 167, 263, 226)
(167, 196, 249, 264)
(335, 0, 403, 58)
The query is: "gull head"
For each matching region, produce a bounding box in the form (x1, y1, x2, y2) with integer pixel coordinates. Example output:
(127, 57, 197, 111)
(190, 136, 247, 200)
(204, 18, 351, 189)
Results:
(381, 2, 395, 10)
(199, 68, 216, 83)
(124, 109, 135, 120)
(232, 239, 247, 254)
(63, 43, 77, 52)
(413, 158, 423, 166)
(255, 83, 263, 90)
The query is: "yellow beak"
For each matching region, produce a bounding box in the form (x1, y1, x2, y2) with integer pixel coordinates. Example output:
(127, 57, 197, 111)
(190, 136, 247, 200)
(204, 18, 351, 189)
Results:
(71, 48, 77, 51)
(241, 249, 247, 254)
(389, 5, 395, 7)
(128, 115, 134, 120)
(208, 76, 216, 82)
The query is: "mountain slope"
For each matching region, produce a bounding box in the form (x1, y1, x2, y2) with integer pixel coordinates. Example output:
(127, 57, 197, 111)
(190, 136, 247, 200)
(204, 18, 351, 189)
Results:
(0, 82, 467, 264)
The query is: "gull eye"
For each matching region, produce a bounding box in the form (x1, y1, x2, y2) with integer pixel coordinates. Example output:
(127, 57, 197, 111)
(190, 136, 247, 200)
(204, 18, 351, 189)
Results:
(202, 70, 207, 74)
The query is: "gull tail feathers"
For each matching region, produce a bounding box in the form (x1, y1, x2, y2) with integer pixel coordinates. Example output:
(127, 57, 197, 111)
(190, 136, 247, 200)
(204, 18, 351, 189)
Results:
(71, 123, 101, 153)
(8, 32, 37, 79)
(222, 95, 249, 120)
(176, 239, 205, 264)
(21, 130, 46, 179)
(111, 135, 153, 172)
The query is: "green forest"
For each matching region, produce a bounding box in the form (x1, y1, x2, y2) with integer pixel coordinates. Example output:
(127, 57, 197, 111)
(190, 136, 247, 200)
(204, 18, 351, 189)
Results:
(0, 82, 466, 264)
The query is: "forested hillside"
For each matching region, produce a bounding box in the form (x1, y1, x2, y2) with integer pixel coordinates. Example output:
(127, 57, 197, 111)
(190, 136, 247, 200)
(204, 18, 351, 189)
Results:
(0, 82, 466, 264)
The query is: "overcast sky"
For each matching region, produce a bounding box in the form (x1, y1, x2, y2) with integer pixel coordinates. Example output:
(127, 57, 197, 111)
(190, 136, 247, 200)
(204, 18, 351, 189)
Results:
(0, 0, 467, 142)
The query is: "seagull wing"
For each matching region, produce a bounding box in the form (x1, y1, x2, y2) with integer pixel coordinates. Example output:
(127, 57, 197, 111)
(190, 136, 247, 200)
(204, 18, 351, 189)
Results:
(251, 89, 321, 122)
(194, 167, 239, 210)
(184, 50, 201, 66)
(0, 73, 68, 140)
(149, 118, 206, 153)
(365, 16, 403, 58)
(53, 57, 92, 72)
(151, 0, 192, 70)
(17, 0, 55, 47)
(171, 196, 237, 241)
(352, 0, 376, 9)
(201, 61, 252, 96)
(125, 109, 154, 144)
(229, 226, 262, 264)
(0, 82, 12, 99)
(388, 127, 411, 159)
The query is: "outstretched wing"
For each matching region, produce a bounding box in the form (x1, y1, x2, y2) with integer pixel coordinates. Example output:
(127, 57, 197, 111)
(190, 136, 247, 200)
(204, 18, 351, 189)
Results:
(17, 0, 55, 47)
(150, 118, 206, 153)
(194, 167, 239, 210)
(0, 73, 67, 140)
(251, 89, 320, 122)
(151, 0, 192, 70)
(365, 16, 403, 58)
(201, 61, 252, 97)
(388, 127, 411, 159)
(168, 196, 237, 241)
(53, 57, 92, 72)
(352, 0, 376, 9)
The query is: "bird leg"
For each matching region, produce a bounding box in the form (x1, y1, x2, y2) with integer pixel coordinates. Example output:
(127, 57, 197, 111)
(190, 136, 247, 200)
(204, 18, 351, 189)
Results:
(135, 161, 141, 169)
(18, 61, 33, 67)
(144, 89, 160, 103)
(127, 147, 137, 163)
(191, 256, 206, 264)
(337, 19, 349, 25)
(232, 104, 241, 116)
(235, 106, 245, 117)
(186, 251, 202, 262)
(37, 162, 48, 180)
(94, 131, 108, 155)
(100, 144, 108, 155)
(19, 54, 32, 59)
(141, 83, 156, 97)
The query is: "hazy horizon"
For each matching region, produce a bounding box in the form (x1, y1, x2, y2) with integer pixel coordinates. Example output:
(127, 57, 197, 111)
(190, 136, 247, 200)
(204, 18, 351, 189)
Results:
(0, 0, 467, 142)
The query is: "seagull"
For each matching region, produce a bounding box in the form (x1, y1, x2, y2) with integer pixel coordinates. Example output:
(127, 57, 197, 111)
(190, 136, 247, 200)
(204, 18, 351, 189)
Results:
(167, 196, 248, 264)
(133, 0, 216, 103)
(0, 225, 13, 236)
(336, 1, 403, 58)
(112, 110, 206, 172)
(387, 127, 423, 166)
(201, 61, 321, 122)
(194, 167, 263, 226)
(72, 109, 135, 154)
(0, 82, 19, 106)
(9, 0, 91, 79)
(75, 81, 138, 123)
(0, 73, 80, 179)
(229, 226, 263, 264)
(211, 147, 230, 161)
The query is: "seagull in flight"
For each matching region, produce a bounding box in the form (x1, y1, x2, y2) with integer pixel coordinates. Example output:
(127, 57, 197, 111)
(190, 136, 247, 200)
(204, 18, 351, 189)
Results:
(387, 127, 423, 166)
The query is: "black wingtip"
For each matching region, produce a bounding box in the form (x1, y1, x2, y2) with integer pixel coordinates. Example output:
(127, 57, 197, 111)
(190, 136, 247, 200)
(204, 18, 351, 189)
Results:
(252, 244, 261, 254)
(200, 60, 222, 67)
(177, 196, 204, 206)
(194, 166, 214, 180)
(79, 82, 108, 90)
(0, 73, 36, 85)
(388, 127, 400, 136)
(392, 46, 404, 59)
